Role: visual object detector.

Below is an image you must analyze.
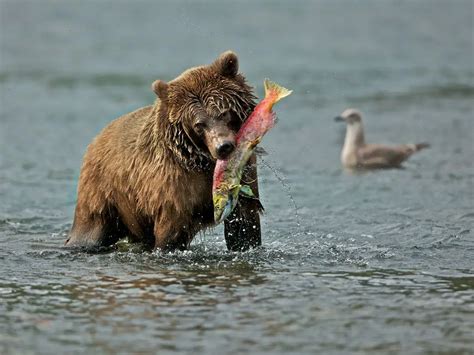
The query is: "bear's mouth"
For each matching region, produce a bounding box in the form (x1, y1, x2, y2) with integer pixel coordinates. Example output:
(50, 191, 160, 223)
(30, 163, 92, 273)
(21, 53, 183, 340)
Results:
(205, 144, 221, 162)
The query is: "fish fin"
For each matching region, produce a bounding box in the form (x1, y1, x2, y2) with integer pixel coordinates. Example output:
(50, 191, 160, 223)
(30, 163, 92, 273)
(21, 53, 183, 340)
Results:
(229, 184, 241, 193)
(264, 79, 292, 103)
(254, 146, 268, 156)
(249, 137, 262, 149)
(238, 185, 264, 212)
(239, 184, 255, 198)
(238, 194, 265, 213)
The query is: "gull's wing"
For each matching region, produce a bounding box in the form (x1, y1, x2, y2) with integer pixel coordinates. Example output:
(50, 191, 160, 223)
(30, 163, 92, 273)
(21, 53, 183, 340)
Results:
(357, 144, 415, 168)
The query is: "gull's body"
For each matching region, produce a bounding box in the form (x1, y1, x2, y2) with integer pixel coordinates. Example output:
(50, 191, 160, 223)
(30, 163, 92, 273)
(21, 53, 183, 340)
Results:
(336, 109, 429, 169)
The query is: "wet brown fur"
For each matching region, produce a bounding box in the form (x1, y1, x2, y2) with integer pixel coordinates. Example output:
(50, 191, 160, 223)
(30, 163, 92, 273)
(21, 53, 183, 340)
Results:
(66, 51, 262, 251)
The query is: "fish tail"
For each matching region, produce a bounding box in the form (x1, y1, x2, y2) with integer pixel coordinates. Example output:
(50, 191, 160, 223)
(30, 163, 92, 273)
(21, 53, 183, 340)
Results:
(264, 79, 292, 104)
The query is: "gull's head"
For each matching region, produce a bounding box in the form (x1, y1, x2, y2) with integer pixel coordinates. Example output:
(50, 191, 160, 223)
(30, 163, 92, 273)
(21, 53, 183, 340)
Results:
(334, 108, 362, 125)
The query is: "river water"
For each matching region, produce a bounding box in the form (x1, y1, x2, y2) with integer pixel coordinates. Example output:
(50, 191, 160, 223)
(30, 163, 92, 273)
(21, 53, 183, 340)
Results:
(1, 1, 473, 354)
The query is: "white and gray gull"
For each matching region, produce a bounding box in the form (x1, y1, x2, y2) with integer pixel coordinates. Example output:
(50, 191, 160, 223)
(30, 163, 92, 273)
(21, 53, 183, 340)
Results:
(335, 108, 429, 169)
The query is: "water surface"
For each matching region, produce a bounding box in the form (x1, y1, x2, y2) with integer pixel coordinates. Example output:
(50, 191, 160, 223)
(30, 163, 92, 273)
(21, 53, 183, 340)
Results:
(1, 1, 473, 354)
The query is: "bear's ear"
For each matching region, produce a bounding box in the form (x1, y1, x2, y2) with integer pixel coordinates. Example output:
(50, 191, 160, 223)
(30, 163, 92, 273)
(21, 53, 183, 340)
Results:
(152, 80, 169, 101)
(213, 50, 239, 77)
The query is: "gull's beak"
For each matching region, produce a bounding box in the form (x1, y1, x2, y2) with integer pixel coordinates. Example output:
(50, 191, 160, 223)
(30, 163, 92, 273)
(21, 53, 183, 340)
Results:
(334, 116, 345, 122)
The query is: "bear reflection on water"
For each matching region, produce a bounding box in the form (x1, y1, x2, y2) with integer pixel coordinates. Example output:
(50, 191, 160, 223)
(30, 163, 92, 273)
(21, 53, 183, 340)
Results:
(65, 51, 263, 252)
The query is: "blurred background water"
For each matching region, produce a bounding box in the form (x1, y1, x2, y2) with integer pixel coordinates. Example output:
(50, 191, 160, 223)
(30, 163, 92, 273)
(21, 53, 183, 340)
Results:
(1, 0, 473, 354)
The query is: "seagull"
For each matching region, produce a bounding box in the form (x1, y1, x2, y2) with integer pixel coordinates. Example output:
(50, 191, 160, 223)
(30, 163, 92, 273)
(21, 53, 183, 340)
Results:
(335, 108, 429, 169)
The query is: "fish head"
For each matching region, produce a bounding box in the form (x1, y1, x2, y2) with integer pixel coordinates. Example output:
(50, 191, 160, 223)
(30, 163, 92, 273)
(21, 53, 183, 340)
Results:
(213, 184, 241, 224)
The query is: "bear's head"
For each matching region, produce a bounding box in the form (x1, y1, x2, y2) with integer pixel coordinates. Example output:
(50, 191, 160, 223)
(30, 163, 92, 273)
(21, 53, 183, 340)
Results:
(152, 51, 256, 170)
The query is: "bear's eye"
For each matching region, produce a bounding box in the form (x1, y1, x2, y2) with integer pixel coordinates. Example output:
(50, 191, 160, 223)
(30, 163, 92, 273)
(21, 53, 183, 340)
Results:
(220, 111, 232, 122)
(225, 111, 241, 131)
(194, 121, 206, 134)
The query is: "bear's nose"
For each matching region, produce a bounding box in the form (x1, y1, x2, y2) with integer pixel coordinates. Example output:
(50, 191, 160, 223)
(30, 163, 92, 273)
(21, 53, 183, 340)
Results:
(216, 141, 235, 159)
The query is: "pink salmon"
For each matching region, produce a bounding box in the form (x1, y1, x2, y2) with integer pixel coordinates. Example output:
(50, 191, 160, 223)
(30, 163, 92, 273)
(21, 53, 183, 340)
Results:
(213, 79, 292, 223)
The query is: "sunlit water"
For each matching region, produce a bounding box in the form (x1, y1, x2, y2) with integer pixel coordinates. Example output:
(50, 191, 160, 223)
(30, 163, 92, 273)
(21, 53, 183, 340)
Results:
(1, 1, 473, 354)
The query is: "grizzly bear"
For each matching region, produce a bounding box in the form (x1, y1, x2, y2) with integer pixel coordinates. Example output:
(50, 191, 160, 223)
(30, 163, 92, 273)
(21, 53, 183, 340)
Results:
(65, 51, 262, 252)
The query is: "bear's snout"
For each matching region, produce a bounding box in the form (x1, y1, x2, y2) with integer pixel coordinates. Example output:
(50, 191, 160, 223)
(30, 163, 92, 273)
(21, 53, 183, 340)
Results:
(216, 141, 235, 159)
(204, 126, 236, 160)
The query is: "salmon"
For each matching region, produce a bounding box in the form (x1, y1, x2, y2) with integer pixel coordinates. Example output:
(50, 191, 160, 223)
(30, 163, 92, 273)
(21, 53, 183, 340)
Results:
(213, 79, 292, 223)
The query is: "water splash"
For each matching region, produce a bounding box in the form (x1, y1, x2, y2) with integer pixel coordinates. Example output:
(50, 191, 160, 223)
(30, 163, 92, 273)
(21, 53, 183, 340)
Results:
(259, 155, 301, 229)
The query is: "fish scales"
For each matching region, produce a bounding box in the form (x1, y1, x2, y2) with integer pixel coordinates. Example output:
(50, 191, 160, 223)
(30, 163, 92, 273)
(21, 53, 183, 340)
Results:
(213, 79, 292, 223)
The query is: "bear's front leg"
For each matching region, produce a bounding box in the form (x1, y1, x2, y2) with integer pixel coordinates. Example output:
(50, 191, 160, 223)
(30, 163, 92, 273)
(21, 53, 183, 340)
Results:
(224, 154, 262, 251)
(66, 204, 121, 249)
(154, 222, 191, 252)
